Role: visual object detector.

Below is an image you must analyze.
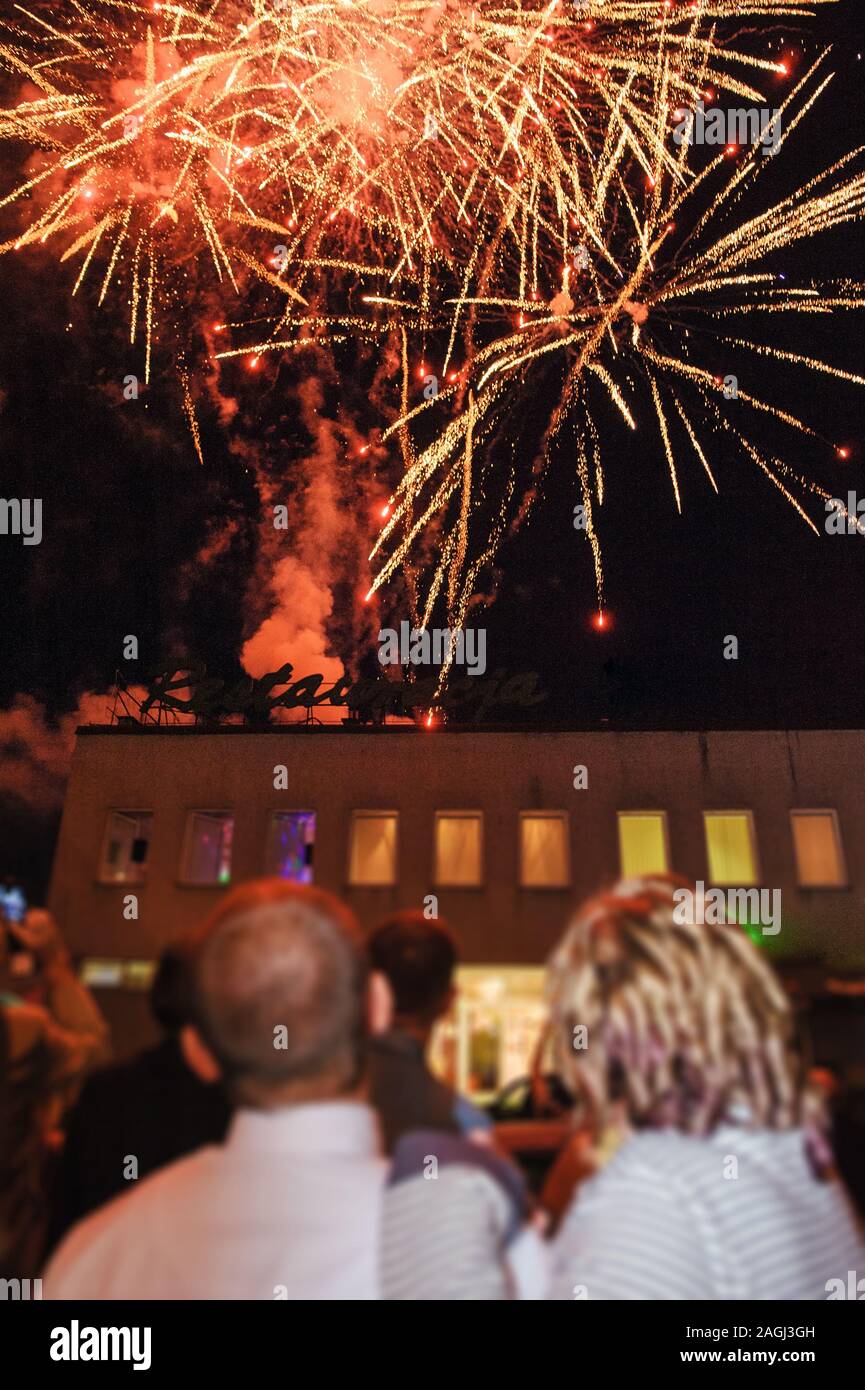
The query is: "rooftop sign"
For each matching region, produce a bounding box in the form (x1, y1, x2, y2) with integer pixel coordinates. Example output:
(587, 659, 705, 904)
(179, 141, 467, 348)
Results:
(131, 663, 547, 725)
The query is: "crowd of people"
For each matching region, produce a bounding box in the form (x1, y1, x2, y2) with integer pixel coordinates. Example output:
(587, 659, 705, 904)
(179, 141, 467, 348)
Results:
(1, 874, 864, 1299)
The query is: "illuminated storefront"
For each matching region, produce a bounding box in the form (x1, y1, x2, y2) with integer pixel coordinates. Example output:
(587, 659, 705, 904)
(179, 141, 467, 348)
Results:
(431, 966, 548, 1100)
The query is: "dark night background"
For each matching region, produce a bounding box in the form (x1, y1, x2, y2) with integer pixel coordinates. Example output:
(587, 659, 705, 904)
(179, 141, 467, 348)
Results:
(2, 0, 865, 899)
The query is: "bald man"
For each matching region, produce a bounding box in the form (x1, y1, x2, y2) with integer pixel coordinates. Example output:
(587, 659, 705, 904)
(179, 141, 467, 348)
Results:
(44, 881, 393, 1299)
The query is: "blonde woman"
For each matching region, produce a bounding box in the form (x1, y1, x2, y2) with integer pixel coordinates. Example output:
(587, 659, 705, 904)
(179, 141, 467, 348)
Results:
(382, 875, 865, 1300)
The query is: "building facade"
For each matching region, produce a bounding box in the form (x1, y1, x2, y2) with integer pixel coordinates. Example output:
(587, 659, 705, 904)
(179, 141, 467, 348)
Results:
(48, 724, 865, 1081)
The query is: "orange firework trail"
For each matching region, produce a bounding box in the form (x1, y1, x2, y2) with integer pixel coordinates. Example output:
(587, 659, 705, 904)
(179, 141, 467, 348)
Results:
(1, 1, 861, 676)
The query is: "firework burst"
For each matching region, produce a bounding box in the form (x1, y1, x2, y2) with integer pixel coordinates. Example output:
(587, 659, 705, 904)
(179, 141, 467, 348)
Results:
(0, 1, 813, 347)
(360, 30, 865, 682)
(1, 1, 860, 689)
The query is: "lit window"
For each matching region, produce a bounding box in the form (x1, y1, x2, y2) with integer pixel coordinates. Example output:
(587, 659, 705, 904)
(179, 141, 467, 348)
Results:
(181, 812, 234, 885)
(79, 958, 156, 991)
(791, 811, 846, 888)
(266, 811, 315, 884)
(520, 813, 570, 887)
(99, 811, 153, 884)
(348, 812, 398, 886)
(618, 812, 669, 877)
(434, 812, 483, 887)
(704, 812, 758, 886)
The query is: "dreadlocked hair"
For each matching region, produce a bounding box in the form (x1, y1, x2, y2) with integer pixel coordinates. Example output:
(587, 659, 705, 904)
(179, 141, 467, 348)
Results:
(546, 874, 813, 1148)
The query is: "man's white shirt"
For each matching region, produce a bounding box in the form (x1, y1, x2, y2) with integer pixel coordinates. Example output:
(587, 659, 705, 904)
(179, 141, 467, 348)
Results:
(45, 1101, 387, 1300)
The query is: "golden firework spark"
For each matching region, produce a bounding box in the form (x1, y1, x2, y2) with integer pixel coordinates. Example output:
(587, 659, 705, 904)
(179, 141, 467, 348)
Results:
(360, 38, 865, 674)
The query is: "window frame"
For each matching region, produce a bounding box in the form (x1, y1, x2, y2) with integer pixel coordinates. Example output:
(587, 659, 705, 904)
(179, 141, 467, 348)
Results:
(179, 809, 235, 887)
(789, 808, 848, 890)
(616, 810, 671, 879)
(703, 810, 760, 887)
(347, 809, 400, 887)
(264, 808, 317, 882)
(518, 810, 571, 889)
(97, 809, 154, 886)
(433, 810, 485, 889)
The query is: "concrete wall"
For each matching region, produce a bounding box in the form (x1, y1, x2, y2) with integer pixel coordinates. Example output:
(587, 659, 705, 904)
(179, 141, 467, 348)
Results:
(49, 726, 865, 969)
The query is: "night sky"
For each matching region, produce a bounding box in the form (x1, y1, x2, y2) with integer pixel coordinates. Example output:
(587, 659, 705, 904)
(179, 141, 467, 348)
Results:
(2, 1, 865, 897)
